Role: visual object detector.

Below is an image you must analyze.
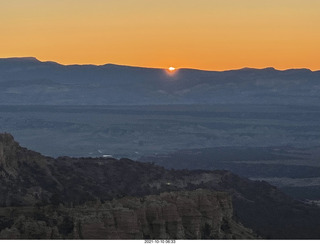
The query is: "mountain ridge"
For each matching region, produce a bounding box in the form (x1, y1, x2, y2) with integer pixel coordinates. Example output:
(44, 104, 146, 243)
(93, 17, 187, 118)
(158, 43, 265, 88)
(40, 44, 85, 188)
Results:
(1, 57, 320, 106)
(0, 57, 317, 72)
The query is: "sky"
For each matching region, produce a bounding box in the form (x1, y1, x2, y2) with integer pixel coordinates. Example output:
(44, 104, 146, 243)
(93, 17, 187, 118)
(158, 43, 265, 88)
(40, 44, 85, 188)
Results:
(1, 0, 320, 70)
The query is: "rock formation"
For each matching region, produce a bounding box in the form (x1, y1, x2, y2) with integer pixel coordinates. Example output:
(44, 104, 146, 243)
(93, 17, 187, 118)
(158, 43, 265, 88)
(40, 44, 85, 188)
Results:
(1, 133, 320, 239)
(0, 190, 255, 239)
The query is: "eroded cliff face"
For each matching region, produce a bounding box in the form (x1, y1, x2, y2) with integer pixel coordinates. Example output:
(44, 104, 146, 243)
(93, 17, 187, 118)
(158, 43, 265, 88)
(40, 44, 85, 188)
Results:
(0, 190, 255, 239)
(0, 133, 19, 172)
(0, 133, 48, 173)
(0, 133, 61, 207)
(73, 190, 256, 239)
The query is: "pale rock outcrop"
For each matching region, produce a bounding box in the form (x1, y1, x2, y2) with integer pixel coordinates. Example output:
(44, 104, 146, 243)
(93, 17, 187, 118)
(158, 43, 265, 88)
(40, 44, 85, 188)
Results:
(70, 189, 255, 239)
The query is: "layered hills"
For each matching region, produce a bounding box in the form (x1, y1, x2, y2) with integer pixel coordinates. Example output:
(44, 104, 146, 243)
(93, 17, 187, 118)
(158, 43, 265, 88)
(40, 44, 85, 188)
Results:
(1, 133, 320, 239)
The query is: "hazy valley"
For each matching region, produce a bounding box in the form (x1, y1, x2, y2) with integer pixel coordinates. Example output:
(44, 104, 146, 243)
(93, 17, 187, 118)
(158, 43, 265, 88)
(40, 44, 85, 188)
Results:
(1, 104, 320, 200)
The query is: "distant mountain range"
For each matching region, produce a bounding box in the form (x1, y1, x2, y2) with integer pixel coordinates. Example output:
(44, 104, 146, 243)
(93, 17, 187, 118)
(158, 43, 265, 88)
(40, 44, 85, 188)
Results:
(1, 57, 319, 105)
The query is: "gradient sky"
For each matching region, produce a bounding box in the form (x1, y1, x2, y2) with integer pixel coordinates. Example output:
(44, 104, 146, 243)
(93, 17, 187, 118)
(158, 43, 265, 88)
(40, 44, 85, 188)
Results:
(1, 0, 320, 70)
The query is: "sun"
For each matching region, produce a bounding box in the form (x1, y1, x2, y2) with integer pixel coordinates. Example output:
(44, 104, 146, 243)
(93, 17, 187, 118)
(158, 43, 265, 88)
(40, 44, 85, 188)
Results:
(165, 66, 177, 76)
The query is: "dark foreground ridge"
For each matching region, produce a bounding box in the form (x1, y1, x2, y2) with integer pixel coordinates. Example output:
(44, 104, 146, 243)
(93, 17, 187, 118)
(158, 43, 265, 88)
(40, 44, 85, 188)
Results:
(1, 133, 320, 239)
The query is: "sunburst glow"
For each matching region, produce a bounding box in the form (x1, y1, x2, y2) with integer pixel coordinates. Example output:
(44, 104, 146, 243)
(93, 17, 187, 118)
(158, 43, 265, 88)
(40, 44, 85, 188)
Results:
(169, 67, 175, 71)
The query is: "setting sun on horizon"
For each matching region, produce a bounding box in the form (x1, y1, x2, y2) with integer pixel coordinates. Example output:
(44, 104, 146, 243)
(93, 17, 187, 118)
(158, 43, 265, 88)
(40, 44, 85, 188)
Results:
(1, 0, 320, 71)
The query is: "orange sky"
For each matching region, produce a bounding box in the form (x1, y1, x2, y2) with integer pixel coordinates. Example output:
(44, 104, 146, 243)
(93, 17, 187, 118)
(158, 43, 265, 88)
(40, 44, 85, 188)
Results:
(1, 0, 320, 70)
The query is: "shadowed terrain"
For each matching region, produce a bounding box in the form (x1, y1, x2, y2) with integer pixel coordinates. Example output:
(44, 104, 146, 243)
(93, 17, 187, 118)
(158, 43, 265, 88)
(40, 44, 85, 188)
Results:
(1, 133, 320, 239)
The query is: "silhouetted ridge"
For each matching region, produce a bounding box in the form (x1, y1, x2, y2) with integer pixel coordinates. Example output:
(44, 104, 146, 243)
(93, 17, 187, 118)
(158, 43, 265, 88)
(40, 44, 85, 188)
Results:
(0, 57, 41, 64)
(1, 57, 319, 105)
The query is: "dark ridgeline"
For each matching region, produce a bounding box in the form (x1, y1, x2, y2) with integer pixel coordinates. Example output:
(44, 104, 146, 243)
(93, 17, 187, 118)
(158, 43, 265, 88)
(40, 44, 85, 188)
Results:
(1, 133, 320, 239)
(0, 57, 320, 105)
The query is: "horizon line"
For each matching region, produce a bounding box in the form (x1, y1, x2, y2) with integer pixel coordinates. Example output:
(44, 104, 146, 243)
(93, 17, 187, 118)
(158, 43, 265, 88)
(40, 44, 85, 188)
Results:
(1, 56, 319, 72)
